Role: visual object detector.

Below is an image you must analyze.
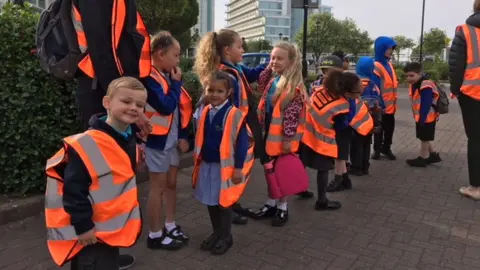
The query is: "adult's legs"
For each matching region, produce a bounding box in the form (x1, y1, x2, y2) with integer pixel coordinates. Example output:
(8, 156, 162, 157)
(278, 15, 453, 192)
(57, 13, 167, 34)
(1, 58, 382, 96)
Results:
(459, 94, 480, 190)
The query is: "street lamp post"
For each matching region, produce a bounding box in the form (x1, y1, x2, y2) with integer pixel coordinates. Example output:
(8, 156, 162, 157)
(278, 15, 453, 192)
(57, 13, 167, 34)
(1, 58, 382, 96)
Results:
(302, 0, 308, 78)
(419, 0, 426, 64)
(316, 20, 320, 73)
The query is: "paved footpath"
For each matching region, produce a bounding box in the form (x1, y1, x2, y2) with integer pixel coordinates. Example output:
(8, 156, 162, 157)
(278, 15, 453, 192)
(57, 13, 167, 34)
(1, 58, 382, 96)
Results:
(2, 89, 480, 270)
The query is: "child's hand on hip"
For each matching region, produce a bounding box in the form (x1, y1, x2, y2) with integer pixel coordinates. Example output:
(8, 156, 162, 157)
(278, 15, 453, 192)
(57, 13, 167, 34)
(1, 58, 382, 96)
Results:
(177, 139, 189, 153)
(233, 169, 243, 184)
(78, 228, 97, 246)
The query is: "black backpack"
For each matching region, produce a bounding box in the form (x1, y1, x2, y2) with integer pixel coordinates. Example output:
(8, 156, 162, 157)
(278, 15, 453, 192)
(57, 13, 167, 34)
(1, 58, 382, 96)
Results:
(433, 82, 449, 114)
(36, 0, 83, 80)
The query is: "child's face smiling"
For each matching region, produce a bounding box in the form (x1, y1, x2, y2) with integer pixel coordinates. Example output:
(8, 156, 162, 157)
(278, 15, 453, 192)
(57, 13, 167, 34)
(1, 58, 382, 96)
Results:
(103, 88, 147, 128)
(206, 80, 231, 107)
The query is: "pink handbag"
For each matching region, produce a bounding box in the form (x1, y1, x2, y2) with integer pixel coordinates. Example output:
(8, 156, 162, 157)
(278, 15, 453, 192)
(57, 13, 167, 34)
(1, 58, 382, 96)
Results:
(265, 154, 309, 199)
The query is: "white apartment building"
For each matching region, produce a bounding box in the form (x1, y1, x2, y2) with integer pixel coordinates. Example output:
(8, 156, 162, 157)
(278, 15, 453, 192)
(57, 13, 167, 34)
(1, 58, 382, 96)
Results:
(226, 0, 332, 43)
(193, 0, 215, 36)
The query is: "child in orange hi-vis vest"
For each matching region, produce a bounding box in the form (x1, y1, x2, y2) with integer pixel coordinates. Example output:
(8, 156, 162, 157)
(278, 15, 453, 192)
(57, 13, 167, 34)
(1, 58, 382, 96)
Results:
(143, 31, 193, 251)
(192, 71, 254, 255)
(44, 77, 146, 269)
(252, 42, 308, 227)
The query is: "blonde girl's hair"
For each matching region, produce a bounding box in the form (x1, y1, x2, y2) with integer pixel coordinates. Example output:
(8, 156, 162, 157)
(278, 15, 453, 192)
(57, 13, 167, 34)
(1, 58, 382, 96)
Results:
(193, 29, 240, 86)
(272, 42, 308, 107)
(475, 0, 480, 12)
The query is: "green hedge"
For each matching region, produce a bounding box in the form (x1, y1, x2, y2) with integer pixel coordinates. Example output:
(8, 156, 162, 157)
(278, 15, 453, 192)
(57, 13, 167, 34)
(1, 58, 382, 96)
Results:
(0, 4, 80, 194)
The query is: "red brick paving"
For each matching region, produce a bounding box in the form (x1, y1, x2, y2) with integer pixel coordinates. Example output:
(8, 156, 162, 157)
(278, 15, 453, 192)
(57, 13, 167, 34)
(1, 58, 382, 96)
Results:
(1, 89, 479, 270)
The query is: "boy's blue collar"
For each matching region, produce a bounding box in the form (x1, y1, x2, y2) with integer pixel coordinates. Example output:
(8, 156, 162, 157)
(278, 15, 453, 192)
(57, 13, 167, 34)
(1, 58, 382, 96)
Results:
(100, 116, 132, 135)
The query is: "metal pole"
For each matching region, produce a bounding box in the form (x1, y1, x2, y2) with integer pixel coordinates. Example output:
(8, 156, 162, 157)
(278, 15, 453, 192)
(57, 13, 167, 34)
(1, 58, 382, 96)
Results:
(419, 0, 426, 64)
(302, 0, 308, 78)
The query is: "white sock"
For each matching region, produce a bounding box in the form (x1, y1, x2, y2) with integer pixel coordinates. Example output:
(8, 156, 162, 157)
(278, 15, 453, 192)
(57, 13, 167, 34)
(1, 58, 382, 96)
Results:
(277, 202, 287, 211)
(265, 199, 277, 207)
(165, 222, 183, 237)
(165, 222, 176, 232)
(149, 230, 172, 244)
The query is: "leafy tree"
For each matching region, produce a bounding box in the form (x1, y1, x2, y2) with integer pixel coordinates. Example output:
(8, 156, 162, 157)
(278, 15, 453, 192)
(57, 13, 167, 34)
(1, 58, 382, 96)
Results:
(393, 35, 416, 61)
(412, 28, 451, 56)
(295, 13, 342, 64)
(337, 18, 373, 56)
(137, 0, 199, 51)
(245, 40, 273, 52)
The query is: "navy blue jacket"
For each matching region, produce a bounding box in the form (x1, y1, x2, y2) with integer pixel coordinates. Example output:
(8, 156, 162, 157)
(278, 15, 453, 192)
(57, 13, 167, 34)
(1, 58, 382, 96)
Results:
(200, 103, 248, 169)
(144, 73, 189, 150)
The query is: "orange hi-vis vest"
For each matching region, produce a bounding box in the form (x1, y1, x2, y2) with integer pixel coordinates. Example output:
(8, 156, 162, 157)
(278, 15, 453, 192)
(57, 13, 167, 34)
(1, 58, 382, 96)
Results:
(409, 80, 440, 123)
(192, 105, 255, 207)
(374, 61, 398, 114)
(350, 99, 374, 136)
(71, 2, 151, 78)
(257, 88, 305, 156)
(460, 24, 480, 101)
(44, 130, 141, 266)
(301, 87, 350, 158)
(144, 67, 193, 136)
(219, 64, 250, 113)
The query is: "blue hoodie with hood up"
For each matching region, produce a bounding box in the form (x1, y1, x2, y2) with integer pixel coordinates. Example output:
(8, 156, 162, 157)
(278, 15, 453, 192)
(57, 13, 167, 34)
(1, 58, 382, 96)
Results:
(356, 56, 385, 109)
(372, 36, 397, 90)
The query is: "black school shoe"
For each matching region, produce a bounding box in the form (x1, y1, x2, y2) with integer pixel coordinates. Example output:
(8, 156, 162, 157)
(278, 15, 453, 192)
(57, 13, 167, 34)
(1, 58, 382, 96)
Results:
(211, 235, 233, 255)
(232, 212, 248, 225)
(326, 174, 352, 192)
(381, 148, 397, 160)
(406, 156, 428, 167)
(119, 254, 135, 270)
(427, 152, 442, 164)
(314, 199, 342, 211)
(296, 190, 314, 199)
(200, 233, 219, 251)
(166, 225, 189, 244)
(347, 167, 364, 176)
(147, 231, 184, 250)
(252, 205, 277, 219)
(371, 151, 381, 160)
(232, 203, 256, 218)
(271, 209, 289, 227)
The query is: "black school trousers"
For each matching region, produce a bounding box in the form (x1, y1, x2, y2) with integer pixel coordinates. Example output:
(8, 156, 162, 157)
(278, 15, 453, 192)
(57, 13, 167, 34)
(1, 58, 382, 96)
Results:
(458, 93, 480, 187)
(350, 132, 372, 171)
(373, 113, 395, 151)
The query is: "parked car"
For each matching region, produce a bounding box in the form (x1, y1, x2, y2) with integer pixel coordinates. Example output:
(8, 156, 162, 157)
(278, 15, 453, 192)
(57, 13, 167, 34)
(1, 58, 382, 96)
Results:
(241, 52, 270, 68)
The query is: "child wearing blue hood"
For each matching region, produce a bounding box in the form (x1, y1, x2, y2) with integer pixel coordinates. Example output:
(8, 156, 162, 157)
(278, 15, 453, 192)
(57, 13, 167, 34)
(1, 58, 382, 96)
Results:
(371, 36, 399, 161)
(349, 57, 384, 175)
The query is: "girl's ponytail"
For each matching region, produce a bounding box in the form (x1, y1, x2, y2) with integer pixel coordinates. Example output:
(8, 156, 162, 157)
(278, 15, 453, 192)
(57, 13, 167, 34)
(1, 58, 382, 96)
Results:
(323, 69, 343, 97)
(194, 32, 219, 86)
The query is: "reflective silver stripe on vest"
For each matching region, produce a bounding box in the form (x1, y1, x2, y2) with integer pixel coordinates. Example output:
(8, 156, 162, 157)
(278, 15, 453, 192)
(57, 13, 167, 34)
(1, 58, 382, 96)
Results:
(350, 101, 370, 130)
(375, 64, 397, 97)
(145, 104, 170, 128)
(240, 98, 249, 108)
(45, 134, 137, 209)
(311, 101, 349, 128)
(220, 109, 251, 189)
(466, 25, 480, 70)
(304, 122, 336, 145)
(71, 8, 87, 53)
(47, 206, 141, 241)
(46, 153, 64, 169)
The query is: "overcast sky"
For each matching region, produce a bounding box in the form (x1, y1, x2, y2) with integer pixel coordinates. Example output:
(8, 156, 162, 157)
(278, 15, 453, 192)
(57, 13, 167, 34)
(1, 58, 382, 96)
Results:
(215, 0, 473, 40)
